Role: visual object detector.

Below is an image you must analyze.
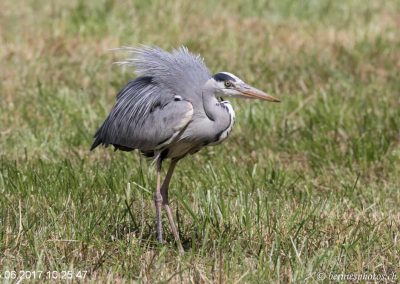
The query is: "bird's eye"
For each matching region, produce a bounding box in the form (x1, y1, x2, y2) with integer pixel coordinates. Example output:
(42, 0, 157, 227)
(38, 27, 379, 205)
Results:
(224, 81, 232, 88)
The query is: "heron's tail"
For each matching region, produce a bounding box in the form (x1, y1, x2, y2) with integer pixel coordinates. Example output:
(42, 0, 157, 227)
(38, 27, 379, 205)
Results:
(90, 124, 134, 152)
(90, 133, 102, 151)
(90, 123, 105, 151)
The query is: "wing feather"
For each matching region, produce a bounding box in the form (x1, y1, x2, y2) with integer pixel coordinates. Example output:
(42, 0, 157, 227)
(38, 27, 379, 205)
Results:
(91, 77, 193, 151)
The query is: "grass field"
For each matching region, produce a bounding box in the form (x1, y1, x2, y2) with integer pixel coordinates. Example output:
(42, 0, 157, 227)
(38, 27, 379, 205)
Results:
(1, 0, 399, 282)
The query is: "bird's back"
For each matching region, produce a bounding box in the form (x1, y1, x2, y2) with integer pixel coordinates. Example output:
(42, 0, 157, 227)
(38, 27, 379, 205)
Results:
(91, 76, 194, 153)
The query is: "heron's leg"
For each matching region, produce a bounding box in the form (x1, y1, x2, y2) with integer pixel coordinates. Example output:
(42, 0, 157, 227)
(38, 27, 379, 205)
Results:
(154, 165, 163, 243)
(160, 159, 184, 254)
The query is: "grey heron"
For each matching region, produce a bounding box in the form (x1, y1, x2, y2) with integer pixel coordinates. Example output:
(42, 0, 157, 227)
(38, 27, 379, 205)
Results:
(91, 46, 280, 253)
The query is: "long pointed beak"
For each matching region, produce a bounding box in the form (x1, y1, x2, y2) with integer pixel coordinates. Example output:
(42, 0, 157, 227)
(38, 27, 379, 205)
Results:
(235, 84, 280, 102)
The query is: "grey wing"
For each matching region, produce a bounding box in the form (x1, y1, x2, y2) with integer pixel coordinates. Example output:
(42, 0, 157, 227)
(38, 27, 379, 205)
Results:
(91, 76, 193, 152)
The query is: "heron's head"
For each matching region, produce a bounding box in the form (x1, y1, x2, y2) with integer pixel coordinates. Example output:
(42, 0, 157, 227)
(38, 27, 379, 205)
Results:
(207, 72, 280, 102)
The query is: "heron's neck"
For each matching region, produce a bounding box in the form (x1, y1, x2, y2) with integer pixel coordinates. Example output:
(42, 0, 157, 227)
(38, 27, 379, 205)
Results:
(201, 91, 231, 128)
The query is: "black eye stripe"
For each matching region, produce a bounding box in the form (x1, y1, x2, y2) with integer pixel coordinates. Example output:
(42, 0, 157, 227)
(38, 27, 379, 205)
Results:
(213, 73, 236, 82)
